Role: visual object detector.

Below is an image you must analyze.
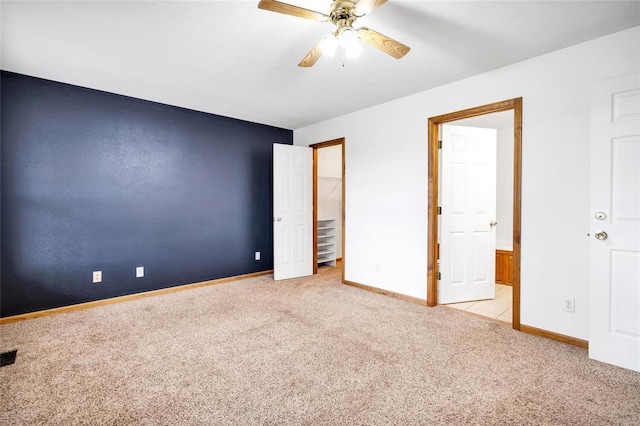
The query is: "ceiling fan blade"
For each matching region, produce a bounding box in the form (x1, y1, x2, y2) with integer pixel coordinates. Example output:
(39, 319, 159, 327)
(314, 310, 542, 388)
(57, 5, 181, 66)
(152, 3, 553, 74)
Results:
(353, 0, 388, 16)
(258, 0, 328, 21)
(298, 41, 323, 67)
(357, 27, 410, 59)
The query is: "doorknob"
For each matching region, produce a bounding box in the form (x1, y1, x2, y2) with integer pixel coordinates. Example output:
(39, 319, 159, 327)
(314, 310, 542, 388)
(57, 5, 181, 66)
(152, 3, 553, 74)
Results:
(594, 231, 608, 240)
(273, 217, 282, 222)
(489, 221, 498, 227)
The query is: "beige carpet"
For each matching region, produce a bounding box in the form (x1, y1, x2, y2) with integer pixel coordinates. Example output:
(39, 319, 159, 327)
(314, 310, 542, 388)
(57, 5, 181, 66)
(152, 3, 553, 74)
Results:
(1, 266, 639, 425)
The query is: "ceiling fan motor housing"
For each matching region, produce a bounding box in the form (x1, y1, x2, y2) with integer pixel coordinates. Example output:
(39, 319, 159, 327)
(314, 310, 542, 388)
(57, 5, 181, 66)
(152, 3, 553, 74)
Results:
(330, 0, 357, 29)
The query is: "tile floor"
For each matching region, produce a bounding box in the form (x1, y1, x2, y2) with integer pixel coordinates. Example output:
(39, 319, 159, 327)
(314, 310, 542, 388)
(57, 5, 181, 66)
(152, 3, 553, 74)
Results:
(444, 283, 512, 323)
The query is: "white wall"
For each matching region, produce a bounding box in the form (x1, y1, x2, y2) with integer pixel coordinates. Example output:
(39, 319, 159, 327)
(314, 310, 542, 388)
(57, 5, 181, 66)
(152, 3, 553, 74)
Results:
(495, 126, 515, 251)
(294, 27, 640, 341)
(317, 145, 342, 258)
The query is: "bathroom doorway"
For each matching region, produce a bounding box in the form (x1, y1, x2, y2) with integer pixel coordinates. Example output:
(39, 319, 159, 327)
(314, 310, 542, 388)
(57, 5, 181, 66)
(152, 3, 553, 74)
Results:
(427, 98, 522, 330)
(439, 111, 515, 323)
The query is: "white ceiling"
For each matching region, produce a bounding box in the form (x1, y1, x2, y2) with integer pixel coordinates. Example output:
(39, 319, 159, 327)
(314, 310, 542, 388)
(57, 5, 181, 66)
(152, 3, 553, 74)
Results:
(2, 1, 639, 130)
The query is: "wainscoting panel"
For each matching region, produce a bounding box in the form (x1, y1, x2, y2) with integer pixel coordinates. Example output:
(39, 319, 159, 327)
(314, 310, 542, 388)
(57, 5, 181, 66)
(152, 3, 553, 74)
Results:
(496, 250, 514, 285)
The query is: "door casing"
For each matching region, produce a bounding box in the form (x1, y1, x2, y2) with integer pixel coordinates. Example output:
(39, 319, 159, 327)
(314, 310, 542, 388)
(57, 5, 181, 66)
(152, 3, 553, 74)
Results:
(427, 98, 523, 330)
(310, 138, 346, 283)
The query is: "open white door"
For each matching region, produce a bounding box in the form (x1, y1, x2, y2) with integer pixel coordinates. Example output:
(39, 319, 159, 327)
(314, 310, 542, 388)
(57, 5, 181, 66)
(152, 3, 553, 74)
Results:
(439, 125, 497, 304)
(273, 143, 313, 281)
(589, 73, 640, 372)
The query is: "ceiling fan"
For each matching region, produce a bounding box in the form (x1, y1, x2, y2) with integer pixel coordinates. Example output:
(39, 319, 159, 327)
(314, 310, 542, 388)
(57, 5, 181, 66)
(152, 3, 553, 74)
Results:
(258, 0, 410, 67)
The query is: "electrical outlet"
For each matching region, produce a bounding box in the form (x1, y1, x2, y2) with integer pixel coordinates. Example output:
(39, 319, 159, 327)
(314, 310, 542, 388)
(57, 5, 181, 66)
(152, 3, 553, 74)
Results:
(136, 266, 144, 278)
(255, 251, 261, 261)
(93, 271, 102, 283)
(564, 298, 575, 313)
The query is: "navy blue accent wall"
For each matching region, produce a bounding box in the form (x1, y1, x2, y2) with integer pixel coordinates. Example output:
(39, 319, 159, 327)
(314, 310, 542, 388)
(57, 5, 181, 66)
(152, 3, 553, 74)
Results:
(1, 71, 292, 317)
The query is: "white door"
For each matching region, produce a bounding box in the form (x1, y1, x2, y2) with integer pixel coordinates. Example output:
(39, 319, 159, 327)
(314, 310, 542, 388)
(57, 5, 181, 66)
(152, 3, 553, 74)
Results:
(273, 143, 313, 281)
(589, 73, 640, 372)
(439, 125, 497, 304)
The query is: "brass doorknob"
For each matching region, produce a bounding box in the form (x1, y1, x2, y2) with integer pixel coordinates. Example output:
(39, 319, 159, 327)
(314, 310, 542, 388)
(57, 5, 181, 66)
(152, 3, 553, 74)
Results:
(595, 231, 608, 240)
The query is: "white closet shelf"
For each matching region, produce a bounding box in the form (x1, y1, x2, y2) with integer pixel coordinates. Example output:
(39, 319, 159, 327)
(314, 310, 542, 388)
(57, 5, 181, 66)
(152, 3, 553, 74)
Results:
(316, 219, 337, 267)
(318, 249, 335, 256)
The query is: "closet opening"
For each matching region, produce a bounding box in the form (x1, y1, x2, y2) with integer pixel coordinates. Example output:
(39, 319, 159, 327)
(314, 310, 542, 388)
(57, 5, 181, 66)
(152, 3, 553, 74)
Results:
(310, 138, 345, 281)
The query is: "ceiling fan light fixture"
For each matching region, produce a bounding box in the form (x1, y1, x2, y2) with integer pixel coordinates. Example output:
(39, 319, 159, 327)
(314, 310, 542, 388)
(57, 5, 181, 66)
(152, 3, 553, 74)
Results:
(338, 27, 358, 49)
(319, 34, 338, 57)
(345, 40, 363, 59)
(339, 27, 362, 59)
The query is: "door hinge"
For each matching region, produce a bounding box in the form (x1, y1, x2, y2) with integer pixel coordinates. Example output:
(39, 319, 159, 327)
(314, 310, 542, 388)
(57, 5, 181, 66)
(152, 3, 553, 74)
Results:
(438, 140, 442, 149)
(437, 272, 441, 280)
(437, 206, 442, 215)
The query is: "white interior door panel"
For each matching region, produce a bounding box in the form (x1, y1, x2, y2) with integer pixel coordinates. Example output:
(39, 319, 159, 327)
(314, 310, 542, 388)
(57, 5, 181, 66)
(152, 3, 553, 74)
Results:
(589, 73, 640, 372)
(273, 144, 313, 281)
(439, 125, 497, 304)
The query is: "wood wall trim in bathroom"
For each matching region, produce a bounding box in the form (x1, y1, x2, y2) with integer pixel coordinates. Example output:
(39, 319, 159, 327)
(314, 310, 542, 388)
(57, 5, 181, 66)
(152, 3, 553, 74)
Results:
(496, 250, 514, 285)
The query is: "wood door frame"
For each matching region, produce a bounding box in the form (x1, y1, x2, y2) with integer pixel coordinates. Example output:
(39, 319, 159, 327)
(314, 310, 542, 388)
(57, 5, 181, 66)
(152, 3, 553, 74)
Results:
(427, 98, 523, 330)
(310, 138, 345, 282)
